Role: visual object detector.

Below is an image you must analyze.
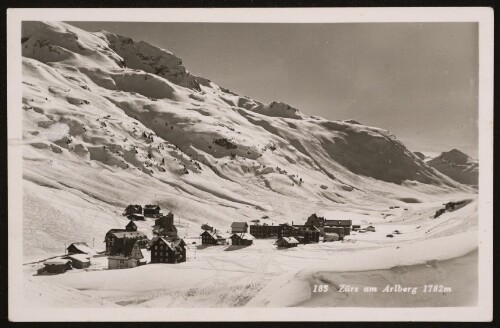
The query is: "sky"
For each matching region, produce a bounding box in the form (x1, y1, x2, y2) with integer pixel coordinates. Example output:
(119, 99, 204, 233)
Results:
(69, 22, 478, 157)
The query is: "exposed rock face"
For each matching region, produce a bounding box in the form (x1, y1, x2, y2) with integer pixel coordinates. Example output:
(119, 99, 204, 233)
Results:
(427, 149, 478, 186)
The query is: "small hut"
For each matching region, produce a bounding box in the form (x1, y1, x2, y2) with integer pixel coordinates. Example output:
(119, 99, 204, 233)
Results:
(275, 237, 299, 248)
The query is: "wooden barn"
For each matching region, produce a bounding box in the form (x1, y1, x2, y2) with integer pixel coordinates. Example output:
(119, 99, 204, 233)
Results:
(230, 233, 254, 246)
(275, 237, 299, 248)
(231, 222, 249, 233)
(124, 204, 142, 216)
(150, 237, 187, 264)
(144, 204, 161, 217)
(200, 230, 226, 245)
(108, 239, 144, 269)
(66, 242, 96, 256)
(43, 258, 72, 274)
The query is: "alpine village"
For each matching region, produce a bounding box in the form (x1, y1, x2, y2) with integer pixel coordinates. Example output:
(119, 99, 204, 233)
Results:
(38, 204, 368, 274)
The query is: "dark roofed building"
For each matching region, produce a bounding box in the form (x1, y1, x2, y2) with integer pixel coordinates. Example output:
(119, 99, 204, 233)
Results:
(144, 204, 161, 217)
(153, 212, 178, 238)
(150, 237, 187, 264)
(200, 230, 227, 245)
(126, 220, 137, 231)
(124, 204, 142, 216)
(231, 222, 249, 233)
(325, 219, 352, 227)
(104, 228, 149, 254)
(108, 239, 144, 269)
(305, 213, 326, 228)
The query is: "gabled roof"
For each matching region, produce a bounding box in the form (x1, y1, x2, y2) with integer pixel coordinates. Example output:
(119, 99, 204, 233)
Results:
(200, 230, 226, 239)
(144, 204, 160, 209)
(231, 222, 248, 228)
(230, 233, 255, 240)
(126, 204, 142, 210)
(111, 231, 147, 239)
(151, 236, 186, 251)
(126, 220, 137, 228)
(67, 242, 96, 255)
(44, 257, 72, 265)
(275, 237, 299, 245)
(109, 239, 143, 259)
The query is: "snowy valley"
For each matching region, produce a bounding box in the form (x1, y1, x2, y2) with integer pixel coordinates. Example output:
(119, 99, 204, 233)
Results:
(20, 21, 478, 308)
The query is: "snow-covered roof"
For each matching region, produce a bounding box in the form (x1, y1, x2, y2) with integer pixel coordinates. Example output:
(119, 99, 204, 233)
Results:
(276, 237, 299, 244)
(230, 233, 254, 240)
(111, 231, 147, 239)
(67, 242, 96, 255)
(67, 254, 91, 262)
(44, 257, 71, 265)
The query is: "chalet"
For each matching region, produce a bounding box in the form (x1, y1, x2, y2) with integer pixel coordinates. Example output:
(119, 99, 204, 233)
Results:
(66, 242, 96, 256)
(66, 254, 91, 269)
(127, 213, 145, 221)
(249, 224, 281, 238)
(104, 226, 149, 254)
(295, 225, 320, 243)
(43, 258, 72, 274)
(108, 239, 144, 269)
(150, 236, 187, 263)
(144, 204, 161, 217)
(305, 213, 326, 228)
(200, 230, 227, 245)
(201, 224, 214, 232)
(230, 233, 254, 246)
(124, 204, 142, 216)
(275, 237, 299, 248)
(231, 222, 249, 233)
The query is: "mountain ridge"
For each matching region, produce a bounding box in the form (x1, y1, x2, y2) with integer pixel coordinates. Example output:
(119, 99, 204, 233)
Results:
(21, 21, 473, 258)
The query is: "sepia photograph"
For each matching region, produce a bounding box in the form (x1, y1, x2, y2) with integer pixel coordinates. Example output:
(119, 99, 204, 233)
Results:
(7, 7, 493, 322)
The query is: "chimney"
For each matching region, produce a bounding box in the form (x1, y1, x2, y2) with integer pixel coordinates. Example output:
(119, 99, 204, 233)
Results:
(292, 221, 294, 226)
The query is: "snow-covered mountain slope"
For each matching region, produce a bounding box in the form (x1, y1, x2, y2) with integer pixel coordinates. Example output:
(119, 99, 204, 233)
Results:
(21, 21, 474, 259)
(427, 149, 478, 186)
